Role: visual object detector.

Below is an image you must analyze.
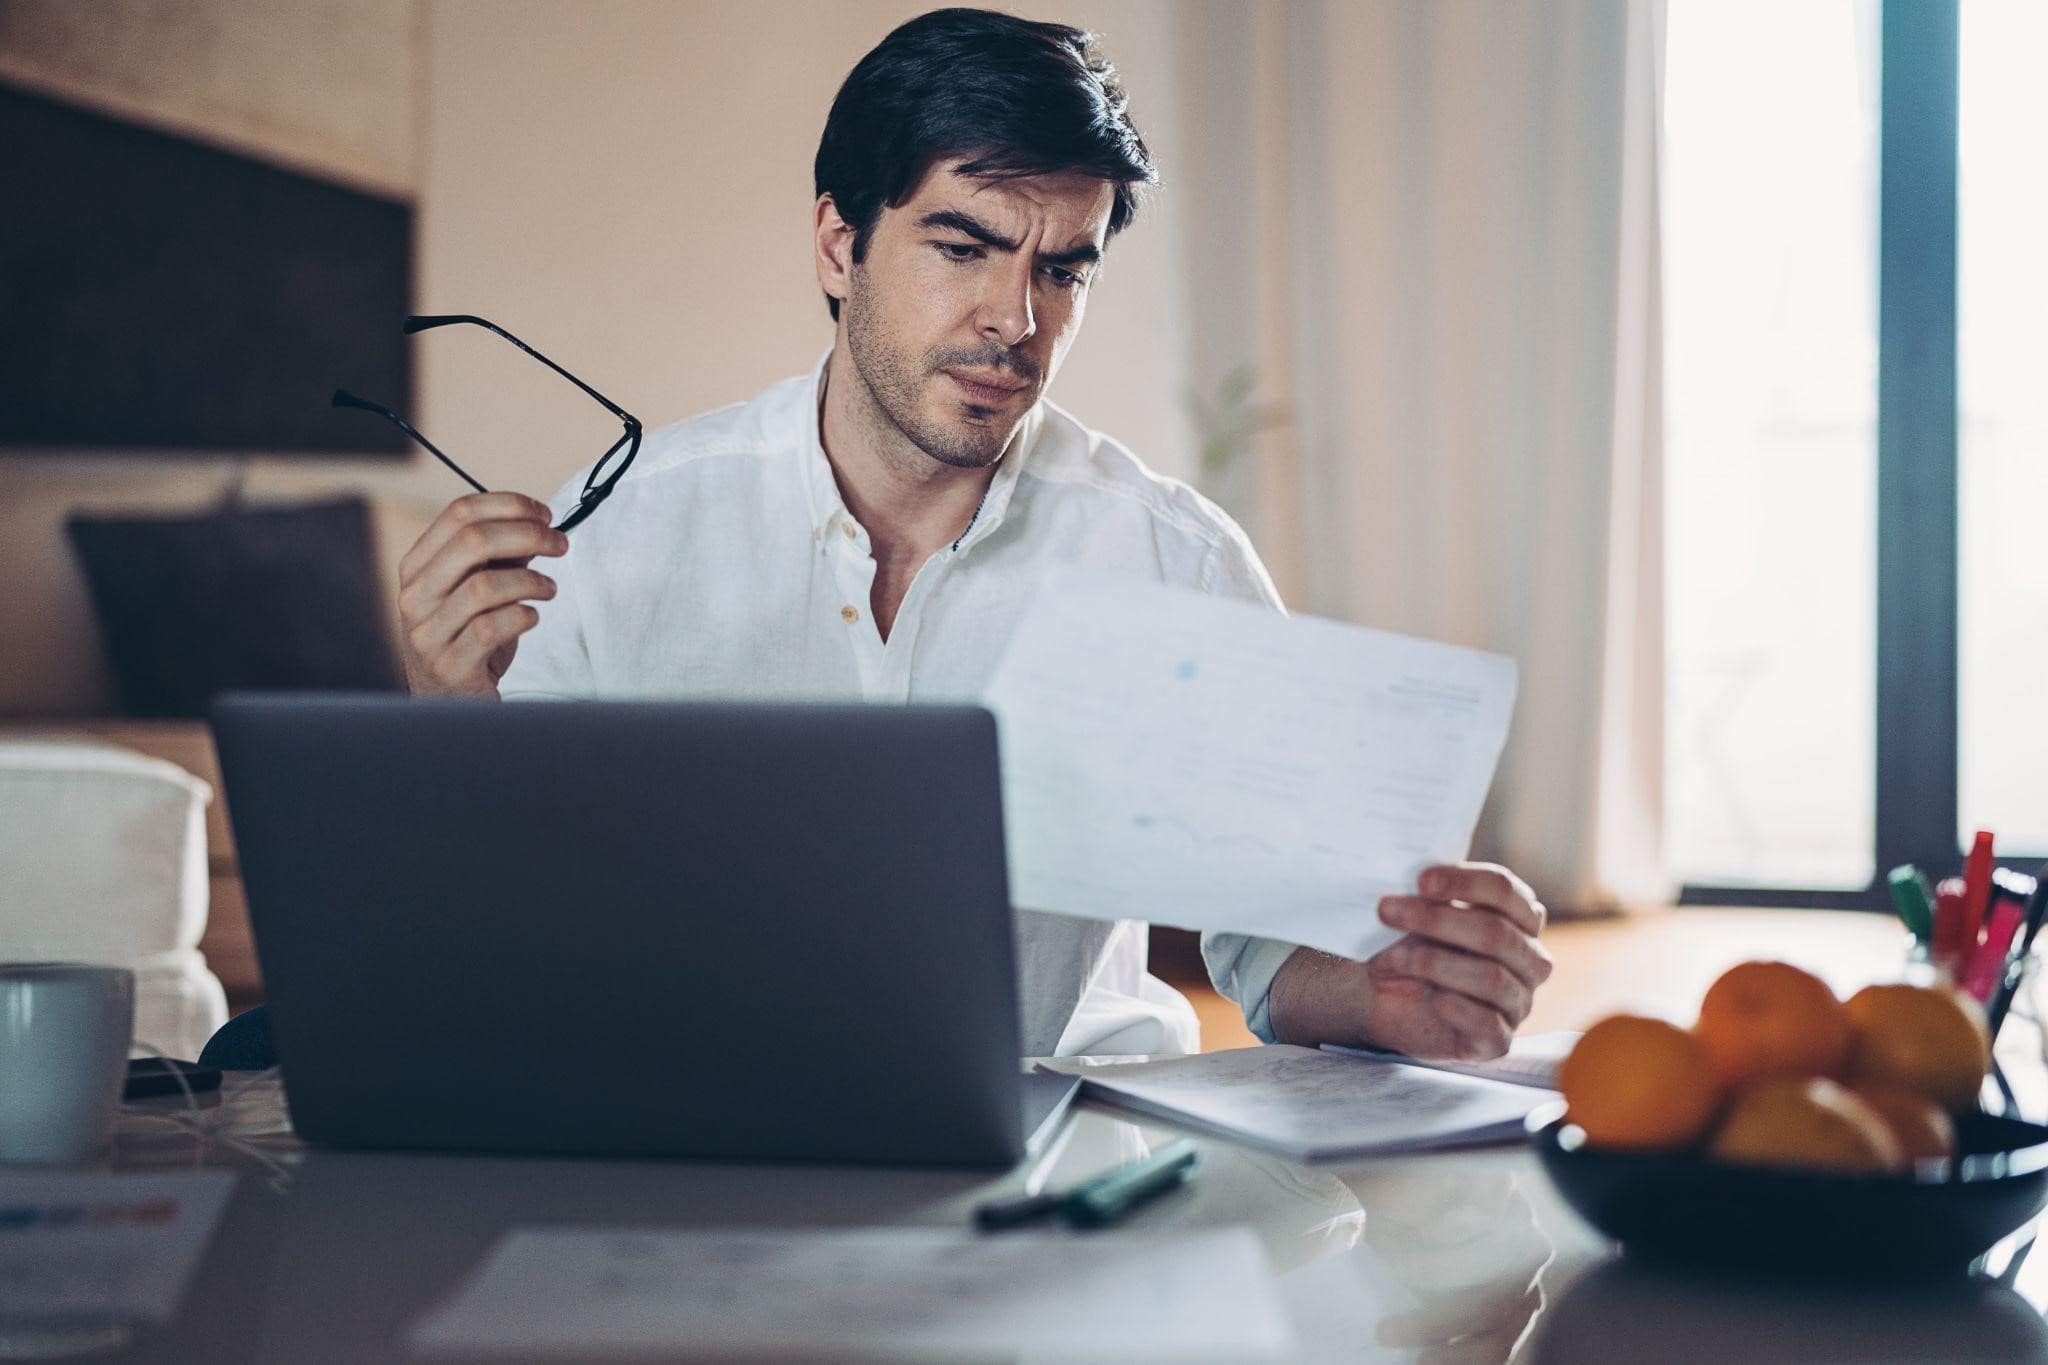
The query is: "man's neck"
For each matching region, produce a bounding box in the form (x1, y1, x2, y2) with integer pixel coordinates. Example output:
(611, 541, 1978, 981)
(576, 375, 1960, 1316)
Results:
(817, 345, 999, 567)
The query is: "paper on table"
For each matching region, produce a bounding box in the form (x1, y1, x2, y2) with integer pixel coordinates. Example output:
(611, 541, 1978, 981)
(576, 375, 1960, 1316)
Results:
(984, 573, 1517, 962)
(410, 1226, 1294, 1362)
(1058, 1045, 1547, 1162)
(1322, 1030, 1580, 1091)
(0, 1170, 234, 1324)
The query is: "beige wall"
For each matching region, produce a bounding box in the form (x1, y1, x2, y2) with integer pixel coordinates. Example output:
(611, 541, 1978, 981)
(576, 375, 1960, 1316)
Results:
(0, 1, 1205, 717)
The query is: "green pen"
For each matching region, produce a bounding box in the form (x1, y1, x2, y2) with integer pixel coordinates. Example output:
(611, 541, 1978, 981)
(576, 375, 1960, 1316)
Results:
(1061, 1138, 1199, 1228)
(1887, 864, 1936, 943)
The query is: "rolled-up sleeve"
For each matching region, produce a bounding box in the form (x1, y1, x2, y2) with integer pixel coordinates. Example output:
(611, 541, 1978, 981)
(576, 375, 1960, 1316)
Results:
(1200, 931, 1301, 1043)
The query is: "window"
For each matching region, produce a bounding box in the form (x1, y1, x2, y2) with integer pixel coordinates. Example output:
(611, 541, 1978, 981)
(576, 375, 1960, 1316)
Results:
(1666, 1, 2039, 906)
(1663, 0, 1881, 891)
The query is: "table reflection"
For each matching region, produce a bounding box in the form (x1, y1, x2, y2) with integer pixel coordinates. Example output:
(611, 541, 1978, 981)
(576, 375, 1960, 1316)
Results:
(1339, 1164, 1554, 1362)
(1532, 1257, 2048, 1363)
(1148, 1126, 1557, 1364)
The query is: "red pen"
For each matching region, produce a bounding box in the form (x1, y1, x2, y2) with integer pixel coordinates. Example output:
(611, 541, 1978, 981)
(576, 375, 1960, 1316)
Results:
(1962, 829, 1996, 954)
(1964, 895, 2025, 1002)
(1933, 878, 1969, 971)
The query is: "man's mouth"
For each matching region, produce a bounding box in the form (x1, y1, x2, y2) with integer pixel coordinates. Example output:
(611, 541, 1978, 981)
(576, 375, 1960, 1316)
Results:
(944, 370, 1030, 404)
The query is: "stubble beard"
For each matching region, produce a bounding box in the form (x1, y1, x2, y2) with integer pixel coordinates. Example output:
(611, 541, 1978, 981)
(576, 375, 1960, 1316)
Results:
(843, 274, 1017, 472)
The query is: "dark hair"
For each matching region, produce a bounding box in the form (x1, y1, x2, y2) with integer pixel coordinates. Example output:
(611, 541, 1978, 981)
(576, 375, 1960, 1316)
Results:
(813, 7, 1157, 320)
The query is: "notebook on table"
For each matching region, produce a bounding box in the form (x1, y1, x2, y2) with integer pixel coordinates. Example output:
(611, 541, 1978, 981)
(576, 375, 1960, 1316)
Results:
(1321, 1030, 1579, 1090)
(1043, 1036, 1572, 1163)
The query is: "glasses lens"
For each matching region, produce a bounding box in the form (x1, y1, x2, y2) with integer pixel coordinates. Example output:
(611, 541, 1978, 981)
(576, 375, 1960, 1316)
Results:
(586, 432, 637, 493)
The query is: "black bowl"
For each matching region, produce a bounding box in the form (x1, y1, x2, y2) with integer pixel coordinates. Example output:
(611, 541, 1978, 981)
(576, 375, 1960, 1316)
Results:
(1528, 1101, 2048, 1277)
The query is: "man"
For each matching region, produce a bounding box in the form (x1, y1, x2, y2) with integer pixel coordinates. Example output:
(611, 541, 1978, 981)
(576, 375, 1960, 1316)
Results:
(394, 8, 1550, 1058)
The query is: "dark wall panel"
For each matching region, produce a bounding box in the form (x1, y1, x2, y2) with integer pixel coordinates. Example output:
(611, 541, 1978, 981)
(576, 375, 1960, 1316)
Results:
(0, 84, 411, 453)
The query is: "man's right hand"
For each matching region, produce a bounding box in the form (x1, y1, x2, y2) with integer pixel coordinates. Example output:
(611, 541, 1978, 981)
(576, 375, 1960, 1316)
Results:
(396, 493, 568, 697)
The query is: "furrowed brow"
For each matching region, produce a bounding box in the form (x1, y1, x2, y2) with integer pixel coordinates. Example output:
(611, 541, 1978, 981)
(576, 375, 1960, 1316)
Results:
(917, 210, 1019, 252)
(1037, 242, 1102, 269)
(917, 209, 1102, 270)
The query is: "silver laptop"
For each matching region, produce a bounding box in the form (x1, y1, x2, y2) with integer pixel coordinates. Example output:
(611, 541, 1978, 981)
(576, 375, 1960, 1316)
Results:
(210, 693, 1074, 1168)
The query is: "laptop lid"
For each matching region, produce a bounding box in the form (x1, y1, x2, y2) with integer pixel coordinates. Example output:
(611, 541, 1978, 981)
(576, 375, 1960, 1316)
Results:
(211, 694, 1027, 1167)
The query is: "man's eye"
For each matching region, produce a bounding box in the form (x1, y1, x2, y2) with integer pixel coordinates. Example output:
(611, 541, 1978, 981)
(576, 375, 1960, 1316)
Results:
(936, 243, 982, 262)
(1044, 266, 1083, 290)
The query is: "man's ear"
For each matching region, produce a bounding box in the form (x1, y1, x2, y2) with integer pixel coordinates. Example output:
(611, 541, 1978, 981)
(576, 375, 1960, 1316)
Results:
(814, 194, 856, 311)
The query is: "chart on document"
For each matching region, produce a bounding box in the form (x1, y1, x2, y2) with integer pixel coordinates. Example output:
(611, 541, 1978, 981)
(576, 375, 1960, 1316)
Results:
(984, 574, 1517, 962)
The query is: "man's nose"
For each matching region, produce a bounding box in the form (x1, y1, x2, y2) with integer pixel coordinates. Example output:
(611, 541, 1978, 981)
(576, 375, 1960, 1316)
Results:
(974, 255, 1036, 349)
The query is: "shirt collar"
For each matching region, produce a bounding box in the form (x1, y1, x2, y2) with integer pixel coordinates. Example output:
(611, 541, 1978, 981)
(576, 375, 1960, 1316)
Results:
(799, 346, 1040, 556)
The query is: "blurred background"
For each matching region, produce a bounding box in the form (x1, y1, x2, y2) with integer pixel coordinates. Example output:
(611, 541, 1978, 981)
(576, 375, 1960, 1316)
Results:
(1, 0, 2041, 940)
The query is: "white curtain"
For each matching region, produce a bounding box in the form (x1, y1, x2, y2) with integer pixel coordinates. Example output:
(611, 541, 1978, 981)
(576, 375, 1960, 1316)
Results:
(1173, 0, 1671, 914)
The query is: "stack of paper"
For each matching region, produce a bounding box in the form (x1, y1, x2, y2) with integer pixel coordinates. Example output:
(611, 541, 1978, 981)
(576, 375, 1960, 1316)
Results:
(1057, 1045, 1552, 1162)
(985, 573, 1518, 962)
(411, 1226, 1295, 1361)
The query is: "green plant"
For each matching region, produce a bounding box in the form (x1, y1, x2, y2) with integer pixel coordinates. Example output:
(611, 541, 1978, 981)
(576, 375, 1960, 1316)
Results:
(1187, 364, 1289, 479)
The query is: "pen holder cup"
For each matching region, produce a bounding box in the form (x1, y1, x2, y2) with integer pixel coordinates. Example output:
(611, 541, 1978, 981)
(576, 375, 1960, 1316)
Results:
(1896, 930, 2030, 1119)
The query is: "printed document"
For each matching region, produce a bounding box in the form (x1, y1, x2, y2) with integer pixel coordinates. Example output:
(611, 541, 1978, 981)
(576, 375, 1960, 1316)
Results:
(410, 1226, 1293, 1361)
(1051, 1045, 1548, 1161)
(0, 1170, 234, 1325)
(985, 574, 1517, 962)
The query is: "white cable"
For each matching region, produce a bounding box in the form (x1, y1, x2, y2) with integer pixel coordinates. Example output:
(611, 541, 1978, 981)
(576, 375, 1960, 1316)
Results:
(118, 1045, 296, 1191)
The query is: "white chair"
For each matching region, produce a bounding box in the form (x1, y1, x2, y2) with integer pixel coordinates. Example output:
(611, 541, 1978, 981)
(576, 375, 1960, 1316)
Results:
(0, 738, 228, 1059)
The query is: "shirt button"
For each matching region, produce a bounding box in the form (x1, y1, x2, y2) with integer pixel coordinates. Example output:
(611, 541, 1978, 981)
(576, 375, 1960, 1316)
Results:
(842, 522, 857, 540)
(840, 604, 860, 624)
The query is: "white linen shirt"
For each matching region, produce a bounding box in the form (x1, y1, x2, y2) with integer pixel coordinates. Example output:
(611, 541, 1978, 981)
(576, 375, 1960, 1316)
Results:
(500, 349, 1300, 1057)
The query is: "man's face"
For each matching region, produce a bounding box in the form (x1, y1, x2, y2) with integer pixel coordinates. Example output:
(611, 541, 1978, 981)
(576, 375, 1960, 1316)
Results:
(833, 161, 1114, 469)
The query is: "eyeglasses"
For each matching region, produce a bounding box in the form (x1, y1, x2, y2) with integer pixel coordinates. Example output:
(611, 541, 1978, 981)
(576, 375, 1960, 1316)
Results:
(332, 314, 641, 534)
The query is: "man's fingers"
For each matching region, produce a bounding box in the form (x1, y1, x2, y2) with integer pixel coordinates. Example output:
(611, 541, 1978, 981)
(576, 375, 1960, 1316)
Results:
(399, 492, 554, 582)
(438, 602, 541, 688)
(413, 567, 557, 653)
(1378, 897, 1553, 989)
(1375, 938, 1532, 1025)
(405, 518, 567, 615)
(1357, 865, 1551, 1064)
(1417, 862, 1546, 935)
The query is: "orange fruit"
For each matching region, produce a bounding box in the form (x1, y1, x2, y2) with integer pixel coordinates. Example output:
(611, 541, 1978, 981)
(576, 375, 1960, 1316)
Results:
(1693, 961, 1854, 1086)
(1558, 1014, 1725, 1152)
(1849, 1083, 1957, 1163)
(1707, 1077, 1905, 1174)
(1843, 983, 1990, 1113)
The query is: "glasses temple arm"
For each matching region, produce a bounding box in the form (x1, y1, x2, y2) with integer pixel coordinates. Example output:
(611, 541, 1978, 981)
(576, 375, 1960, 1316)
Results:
(406, 315, 642, 430)
(331, 389, 489, 495)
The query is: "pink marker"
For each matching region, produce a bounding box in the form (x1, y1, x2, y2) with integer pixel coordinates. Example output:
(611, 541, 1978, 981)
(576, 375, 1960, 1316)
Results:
(1964, 896, 2025, 1003)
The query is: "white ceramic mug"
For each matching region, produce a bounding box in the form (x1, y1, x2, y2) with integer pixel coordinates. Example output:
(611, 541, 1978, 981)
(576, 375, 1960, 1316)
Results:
(0, 963, 135, 1164)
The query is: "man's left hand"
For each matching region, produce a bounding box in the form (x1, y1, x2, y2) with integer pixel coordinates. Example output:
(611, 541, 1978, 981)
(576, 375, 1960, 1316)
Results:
(1269, 861, 1551, 1061)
